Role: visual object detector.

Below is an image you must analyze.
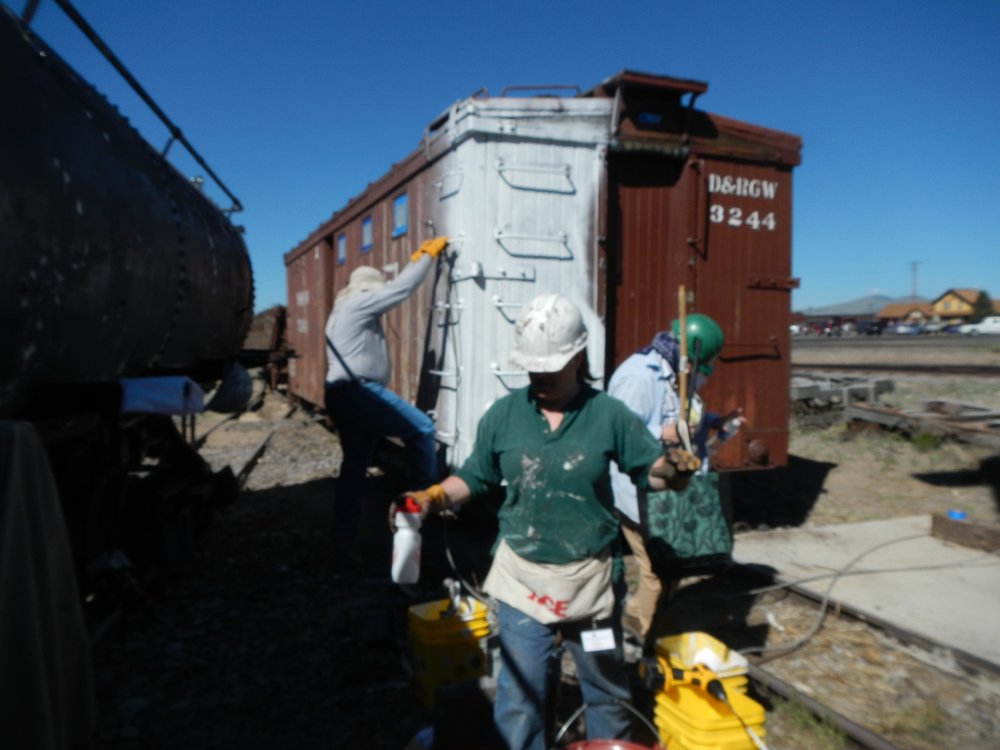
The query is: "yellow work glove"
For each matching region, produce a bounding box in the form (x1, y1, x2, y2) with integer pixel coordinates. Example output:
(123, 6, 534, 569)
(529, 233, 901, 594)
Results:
(408, 483, 448, 512)
(410, 236, 449, 262)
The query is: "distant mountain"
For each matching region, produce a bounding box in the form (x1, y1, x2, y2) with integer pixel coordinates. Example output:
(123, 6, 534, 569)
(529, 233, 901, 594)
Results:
(796, 294, 927, 317)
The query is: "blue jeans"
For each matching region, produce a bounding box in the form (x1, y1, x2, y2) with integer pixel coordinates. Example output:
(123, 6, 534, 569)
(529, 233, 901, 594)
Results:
(493, 600, 632, 750)
(324, 380, 437, 545)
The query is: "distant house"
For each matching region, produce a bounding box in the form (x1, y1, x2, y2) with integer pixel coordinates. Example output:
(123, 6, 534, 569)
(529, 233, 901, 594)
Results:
(930, 288, 980, 321)
(876, 289, 995, 324)
(876, 300, 933, 323)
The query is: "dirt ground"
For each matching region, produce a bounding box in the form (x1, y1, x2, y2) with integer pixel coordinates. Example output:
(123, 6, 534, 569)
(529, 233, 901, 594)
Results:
(92, 340, 1000, 750)
(780, 343, 1000, 528)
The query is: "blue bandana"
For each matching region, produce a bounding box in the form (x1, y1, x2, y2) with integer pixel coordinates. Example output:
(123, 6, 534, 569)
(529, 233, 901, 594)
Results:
(639, 331, 680, 372)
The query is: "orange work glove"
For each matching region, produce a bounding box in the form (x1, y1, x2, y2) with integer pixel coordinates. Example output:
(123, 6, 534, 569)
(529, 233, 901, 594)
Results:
(389, 485, 449, 528)
(409, 483, 448, 512)
(410, 236, 449, 262)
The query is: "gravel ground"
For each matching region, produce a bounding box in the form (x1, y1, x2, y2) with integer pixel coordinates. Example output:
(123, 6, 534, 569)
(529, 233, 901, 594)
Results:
(92, 342, 1000, 750)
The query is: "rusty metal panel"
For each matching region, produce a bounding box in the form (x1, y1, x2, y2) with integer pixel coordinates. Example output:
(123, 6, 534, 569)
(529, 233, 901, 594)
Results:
(694, 159, 796, 470)
(285, 240, 333, 408)
(286, 166, 449, 412)
(608, 153, 796, 470)
(607, 155, 693, 366)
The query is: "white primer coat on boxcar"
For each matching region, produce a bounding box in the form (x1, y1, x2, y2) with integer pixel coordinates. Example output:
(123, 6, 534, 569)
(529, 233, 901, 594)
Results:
(428, 96, 614, 466)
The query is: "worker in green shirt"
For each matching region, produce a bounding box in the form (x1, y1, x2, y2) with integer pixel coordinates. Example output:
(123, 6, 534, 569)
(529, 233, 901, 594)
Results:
(399, 293, 696, 750)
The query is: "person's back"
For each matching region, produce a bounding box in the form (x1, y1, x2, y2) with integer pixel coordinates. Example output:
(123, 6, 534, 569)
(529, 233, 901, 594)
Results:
(322, 237, 447, 570)
(325, 259, 434, 386)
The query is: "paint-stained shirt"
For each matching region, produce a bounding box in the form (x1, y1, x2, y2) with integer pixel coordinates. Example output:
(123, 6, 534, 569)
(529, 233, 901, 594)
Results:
(454, 385, 662, 565)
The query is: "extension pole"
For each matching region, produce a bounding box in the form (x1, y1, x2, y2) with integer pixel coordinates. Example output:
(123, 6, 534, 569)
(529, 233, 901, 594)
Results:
(677, 285, 689, 420)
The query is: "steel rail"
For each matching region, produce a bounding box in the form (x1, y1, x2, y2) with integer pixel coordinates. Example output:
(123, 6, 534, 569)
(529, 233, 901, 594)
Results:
(235, 430, 274, 489)
(772, 572, 1000, 679)
(747, 663, 903, 750)
(715, 561, 1000, 748)
(731, 561, 1000, 679)
(792, 363, 1000, 377)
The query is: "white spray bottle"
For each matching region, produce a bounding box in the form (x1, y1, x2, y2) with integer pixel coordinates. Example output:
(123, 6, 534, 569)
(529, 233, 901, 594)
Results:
(391, 495, 423, 584)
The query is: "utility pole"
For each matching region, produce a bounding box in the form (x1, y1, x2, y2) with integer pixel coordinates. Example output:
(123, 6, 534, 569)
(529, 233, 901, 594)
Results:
(910, 261, 922, 299)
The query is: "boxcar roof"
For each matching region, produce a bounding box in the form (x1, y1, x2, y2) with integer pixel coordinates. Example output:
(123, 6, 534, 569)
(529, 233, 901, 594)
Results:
(284, 70, 802, 265)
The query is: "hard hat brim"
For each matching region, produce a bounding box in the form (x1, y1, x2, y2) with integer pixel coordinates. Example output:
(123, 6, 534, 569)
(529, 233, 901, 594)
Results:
(509, 342, 585, 373)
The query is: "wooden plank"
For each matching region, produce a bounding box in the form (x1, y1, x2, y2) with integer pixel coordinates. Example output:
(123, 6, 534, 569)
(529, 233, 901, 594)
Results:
(931, 513, 1000, 553)
(846, 403, 1000, 449)
(923, 400, 1000, 421)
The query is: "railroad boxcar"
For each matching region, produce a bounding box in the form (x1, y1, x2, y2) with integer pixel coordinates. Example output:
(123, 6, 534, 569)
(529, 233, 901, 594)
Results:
(284, 70, 801, 472)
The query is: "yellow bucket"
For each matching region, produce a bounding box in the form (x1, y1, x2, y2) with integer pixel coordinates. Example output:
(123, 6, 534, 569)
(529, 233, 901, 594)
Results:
(408, 598, 490, 707)
(653, 686, 765, 750)
(655, 632, 749, 694)
(651, 632, 762, 750)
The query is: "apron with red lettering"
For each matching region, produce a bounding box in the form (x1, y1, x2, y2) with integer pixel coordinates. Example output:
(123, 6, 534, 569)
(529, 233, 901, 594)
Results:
(483, 538, 614, 624)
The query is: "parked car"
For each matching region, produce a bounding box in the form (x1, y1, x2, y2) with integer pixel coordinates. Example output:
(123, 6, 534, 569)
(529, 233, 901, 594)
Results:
(921, 320, 947, 334)
(857, 320, 883, 336)
(892, 322, 924, 335)
(958, 316, 1000, 335)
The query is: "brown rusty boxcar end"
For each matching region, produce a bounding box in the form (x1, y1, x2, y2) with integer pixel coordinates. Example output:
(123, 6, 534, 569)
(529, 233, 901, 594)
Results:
(284, 70, 802, 472)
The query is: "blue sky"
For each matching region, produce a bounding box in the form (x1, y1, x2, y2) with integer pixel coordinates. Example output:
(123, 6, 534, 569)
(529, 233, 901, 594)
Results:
(20, 0, 1000, 313)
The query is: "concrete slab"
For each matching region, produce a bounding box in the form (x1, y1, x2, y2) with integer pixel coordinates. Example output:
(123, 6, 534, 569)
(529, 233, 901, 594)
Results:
(732, 515, 1000, 669)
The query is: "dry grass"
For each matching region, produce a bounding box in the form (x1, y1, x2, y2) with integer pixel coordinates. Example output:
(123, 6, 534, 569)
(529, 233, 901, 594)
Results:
(788, 392, 1000, 526)
(764, 696, 849, 750)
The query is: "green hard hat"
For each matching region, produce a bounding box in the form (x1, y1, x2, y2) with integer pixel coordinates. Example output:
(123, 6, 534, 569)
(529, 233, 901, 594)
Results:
(671, 313, 724, 374)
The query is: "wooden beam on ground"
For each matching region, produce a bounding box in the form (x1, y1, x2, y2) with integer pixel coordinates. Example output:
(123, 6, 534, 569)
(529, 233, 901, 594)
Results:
(931, 513, 1000, 553)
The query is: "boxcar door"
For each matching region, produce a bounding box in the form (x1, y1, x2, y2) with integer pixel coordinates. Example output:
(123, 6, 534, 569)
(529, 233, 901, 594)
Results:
(691, 159, 796, 470)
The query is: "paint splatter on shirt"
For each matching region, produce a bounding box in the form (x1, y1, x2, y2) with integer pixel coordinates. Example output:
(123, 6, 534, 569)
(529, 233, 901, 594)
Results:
(454, 385, 661, 564)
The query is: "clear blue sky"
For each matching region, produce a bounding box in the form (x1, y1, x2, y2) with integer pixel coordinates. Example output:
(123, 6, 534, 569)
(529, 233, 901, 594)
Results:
(21, 0, 1000, 313)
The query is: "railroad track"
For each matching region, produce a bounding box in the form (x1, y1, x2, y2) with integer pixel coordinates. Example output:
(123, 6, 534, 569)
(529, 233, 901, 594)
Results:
(665, 562, 1000, 750)
(792, 362, 1000, 377)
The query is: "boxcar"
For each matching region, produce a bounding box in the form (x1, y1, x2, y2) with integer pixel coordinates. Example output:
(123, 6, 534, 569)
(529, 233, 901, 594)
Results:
(284, 70, 801, 472)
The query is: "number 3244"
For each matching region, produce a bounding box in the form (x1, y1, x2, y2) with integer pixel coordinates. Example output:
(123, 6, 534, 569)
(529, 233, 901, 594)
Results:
(709, 205, 776, 230)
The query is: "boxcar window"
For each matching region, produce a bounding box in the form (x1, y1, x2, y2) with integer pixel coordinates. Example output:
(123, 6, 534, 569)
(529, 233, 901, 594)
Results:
(336, 233, 346, 265)
(392, 193, 408, 237)
(361, 216, 373, 252)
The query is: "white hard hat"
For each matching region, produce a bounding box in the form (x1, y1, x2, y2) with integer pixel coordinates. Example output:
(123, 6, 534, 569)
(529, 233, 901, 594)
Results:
(336, 266, 386, 303)
(510, 293, 588, 373)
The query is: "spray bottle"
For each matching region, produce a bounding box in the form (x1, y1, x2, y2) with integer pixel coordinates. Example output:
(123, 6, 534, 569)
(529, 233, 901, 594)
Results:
(391, 496, 423, 584)
(707, 410, 745, 451)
